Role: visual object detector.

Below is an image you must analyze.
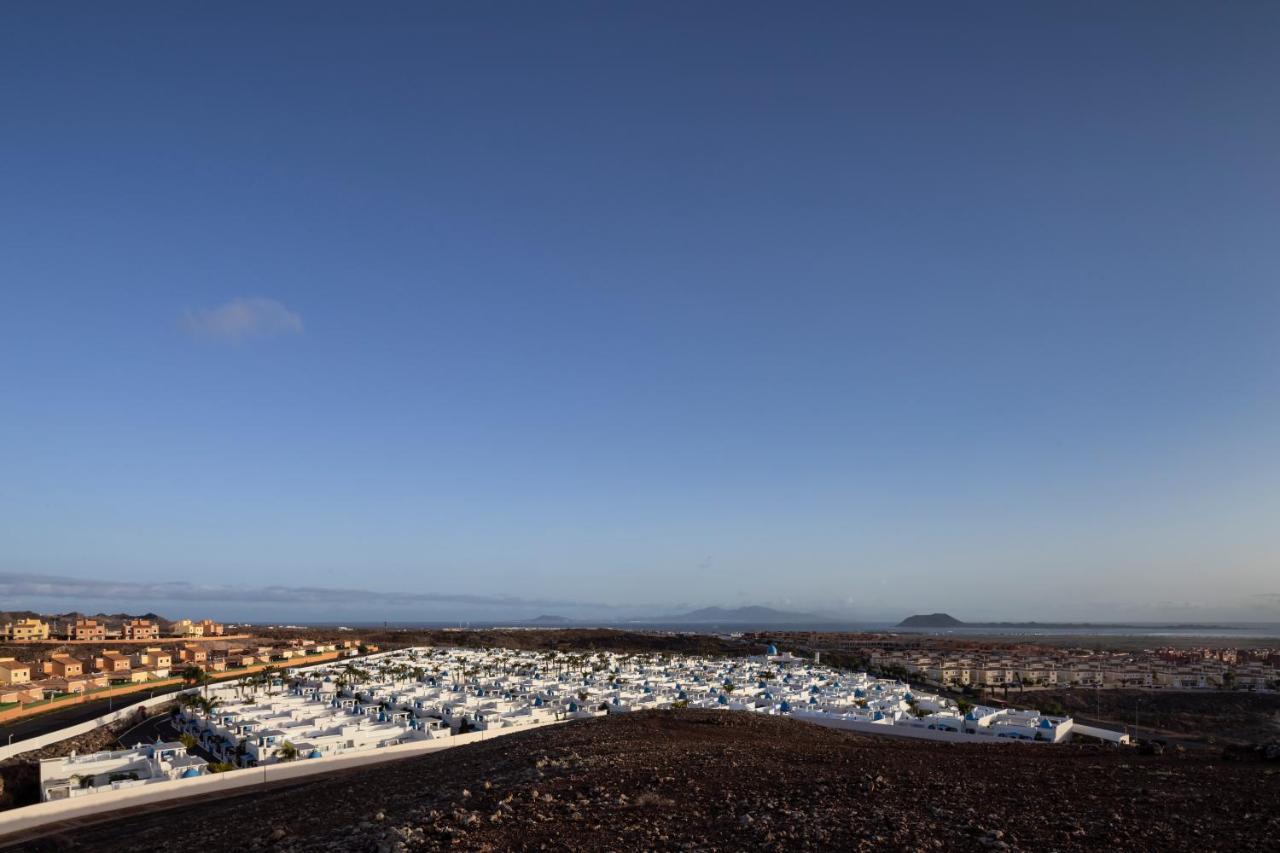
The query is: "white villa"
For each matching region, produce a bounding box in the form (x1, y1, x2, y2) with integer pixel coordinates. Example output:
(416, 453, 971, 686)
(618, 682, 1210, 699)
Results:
(39, 742, 208, 801)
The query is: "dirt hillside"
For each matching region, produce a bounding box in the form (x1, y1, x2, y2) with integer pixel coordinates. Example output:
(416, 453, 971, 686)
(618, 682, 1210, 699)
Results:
(15, 710, 1280, 852)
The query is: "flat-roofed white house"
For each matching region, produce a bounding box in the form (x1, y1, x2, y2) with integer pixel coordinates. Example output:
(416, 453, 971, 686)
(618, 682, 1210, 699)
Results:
(39, 742, 208, 801)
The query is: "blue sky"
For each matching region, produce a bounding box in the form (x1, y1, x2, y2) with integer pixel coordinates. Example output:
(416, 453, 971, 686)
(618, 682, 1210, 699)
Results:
(2, 3, 1278, 623)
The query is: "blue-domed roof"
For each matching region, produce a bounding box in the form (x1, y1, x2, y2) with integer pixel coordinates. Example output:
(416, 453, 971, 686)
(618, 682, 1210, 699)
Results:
(718, 694, 728, 705)
(767, 644, 778, 655)
(308, 749, 323, 759)
(568, 701, 579, 712)
(1039, 718, 1053, 728)
(779, 700, 792, 712)
(872, 710, 884, 721)
(181, 767, 201, 778)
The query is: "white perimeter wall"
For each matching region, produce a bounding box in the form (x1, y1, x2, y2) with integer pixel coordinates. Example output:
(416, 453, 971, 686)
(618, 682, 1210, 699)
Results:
(0, 717, 568, 841)
(796, 714, 1066, 745)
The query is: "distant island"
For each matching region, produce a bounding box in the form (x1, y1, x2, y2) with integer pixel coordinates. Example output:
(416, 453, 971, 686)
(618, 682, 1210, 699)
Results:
(897, 613, 965, 628)
(895, 613, 1234, 630)
(522, 614, 572, 626)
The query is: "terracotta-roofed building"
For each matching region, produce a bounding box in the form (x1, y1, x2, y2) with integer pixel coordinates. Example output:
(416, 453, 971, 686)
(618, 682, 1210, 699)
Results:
(99, 651, 132, 673)
(123, 619, 159, 641)
(179, 645, 208, 663)
(65, 619, 107, 642)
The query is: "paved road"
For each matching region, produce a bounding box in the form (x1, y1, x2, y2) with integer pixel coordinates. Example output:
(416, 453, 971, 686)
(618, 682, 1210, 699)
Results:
(0, 684, 187, 748)
(112, 712, 223, 763)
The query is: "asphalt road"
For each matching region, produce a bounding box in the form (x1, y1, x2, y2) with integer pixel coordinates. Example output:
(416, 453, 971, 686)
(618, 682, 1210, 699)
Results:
(0, 683, 187, 748)
(113, 712, 223, 763)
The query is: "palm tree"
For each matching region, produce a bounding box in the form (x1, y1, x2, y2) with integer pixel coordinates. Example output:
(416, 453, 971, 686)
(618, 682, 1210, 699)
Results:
(180, 664, 210, 699)
(275, 740, 298, 762)
(256, 665, 278, 696)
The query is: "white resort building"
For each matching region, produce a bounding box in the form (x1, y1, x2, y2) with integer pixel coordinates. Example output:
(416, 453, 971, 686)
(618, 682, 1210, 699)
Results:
(39, 742, 208, 801)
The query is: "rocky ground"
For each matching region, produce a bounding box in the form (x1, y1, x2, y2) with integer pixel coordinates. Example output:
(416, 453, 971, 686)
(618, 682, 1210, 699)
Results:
(15, 710, 1280, 852)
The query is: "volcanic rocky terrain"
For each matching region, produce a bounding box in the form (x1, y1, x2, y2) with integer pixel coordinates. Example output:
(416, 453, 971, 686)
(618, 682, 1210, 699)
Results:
(14, 710, 1280, 852)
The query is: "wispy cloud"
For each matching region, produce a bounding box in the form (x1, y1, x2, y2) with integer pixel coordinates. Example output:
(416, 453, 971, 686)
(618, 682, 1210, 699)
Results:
(0, 572, 604, 611)
(184, 297, 303, 341)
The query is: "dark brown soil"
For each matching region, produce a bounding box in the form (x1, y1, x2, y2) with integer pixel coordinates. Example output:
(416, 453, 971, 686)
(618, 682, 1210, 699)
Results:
(14, 710, 1280, 852)
(1032, 689, 1280, 746)
(256, 626, 758, 658)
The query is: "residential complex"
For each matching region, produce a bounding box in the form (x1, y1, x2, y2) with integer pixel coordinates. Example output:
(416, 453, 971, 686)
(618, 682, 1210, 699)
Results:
(171, 645, 1120, 777)
(861, 645, 1280, 692)
(0, 615, 228, 643)
(0, 639, 359, 708)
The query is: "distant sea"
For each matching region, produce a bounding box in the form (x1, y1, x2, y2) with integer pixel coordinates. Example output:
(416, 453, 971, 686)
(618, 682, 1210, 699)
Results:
(308, 620, 1280, 639)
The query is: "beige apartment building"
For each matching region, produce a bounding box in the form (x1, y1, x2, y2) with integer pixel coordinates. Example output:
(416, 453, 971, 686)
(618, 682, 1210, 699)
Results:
(2, 618, 51, 642)
(98, 651, 131, 673)
(44, 654, 85, 678)
(171, 619, 205, 637)
(122, 619, 159, 641)
(178, 644, 208, 663)
(139, 648, 172, 668)
(0, 658, 33, 685)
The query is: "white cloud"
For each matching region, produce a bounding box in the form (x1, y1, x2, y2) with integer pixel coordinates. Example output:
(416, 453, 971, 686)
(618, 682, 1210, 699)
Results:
(185, 297, 303, 341)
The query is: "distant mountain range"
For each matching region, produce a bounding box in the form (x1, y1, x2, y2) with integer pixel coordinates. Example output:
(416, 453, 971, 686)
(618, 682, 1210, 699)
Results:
(649, 606, 826, 625)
